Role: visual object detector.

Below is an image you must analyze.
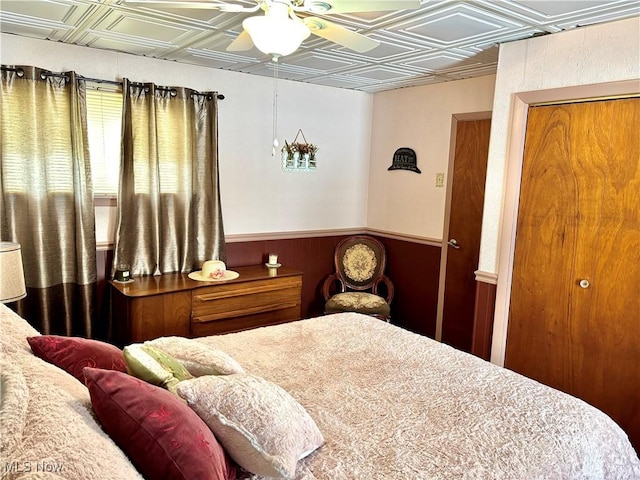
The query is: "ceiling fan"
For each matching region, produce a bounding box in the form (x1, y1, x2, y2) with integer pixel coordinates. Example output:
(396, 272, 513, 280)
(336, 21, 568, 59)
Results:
(125, 0, 421, 59)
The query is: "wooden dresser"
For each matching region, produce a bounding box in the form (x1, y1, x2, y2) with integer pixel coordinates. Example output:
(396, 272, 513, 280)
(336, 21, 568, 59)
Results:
(110, 265, 302, 345)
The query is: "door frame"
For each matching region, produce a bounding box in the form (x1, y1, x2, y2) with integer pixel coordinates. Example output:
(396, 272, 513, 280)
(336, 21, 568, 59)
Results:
(490, 80, 640, 366)
(435, 111, 491, 342)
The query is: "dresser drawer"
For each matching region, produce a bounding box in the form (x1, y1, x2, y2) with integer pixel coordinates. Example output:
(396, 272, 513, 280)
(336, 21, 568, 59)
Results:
(192, 275, 302, 324)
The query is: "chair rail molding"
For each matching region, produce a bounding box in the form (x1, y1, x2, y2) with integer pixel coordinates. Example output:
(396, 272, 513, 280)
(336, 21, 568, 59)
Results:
(475, 270, 498, 285)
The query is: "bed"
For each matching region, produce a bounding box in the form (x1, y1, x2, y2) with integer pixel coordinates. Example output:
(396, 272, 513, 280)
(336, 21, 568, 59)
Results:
(1, 302, 638, 479)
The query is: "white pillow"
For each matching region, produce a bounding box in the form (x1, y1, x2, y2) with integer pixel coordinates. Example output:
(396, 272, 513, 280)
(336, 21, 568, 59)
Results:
(145, 336, 245, 376)
(176, 374, 324, 479)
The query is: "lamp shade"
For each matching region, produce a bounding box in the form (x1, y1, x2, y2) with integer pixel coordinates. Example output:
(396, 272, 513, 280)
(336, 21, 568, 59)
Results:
(243, 3, 310, 58)
(0, 242, 27, 303)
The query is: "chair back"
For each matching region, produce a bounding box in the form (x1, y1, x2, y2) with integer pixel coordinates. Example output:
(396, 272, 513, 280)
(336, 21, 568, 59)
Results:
(333, 235, 387, 292)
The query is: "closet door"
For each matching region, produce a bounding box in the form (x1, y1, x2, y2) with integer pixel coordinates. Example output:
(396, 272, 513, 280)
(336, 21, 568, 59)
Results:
(505, 98, 640, 450)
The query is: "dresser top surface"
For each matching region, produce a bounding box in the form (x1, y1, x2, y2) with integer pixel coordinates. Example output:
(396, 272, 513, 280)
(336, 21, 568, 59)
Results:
(109, 265, 302, 297)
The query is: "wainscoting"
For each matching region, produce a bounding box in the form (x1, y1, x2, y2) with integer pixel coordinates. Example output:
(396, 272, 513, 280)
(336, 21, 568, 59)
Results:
(471, 280, 497, 361)
(97, 231, 444, 339)
(382, 236, 442, 337)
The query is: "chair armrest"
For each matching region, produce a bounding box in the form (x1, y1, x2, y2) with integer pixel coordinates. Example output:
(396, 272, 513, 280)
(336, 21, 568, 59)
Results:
(373, 275, 394, 305)
(322, 273, 343, 301)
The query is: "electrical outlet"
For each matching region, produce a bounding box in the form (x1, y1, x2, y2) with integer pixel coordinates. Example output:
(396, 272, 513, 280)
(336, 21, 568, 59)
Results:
(435, 172, 445, 187)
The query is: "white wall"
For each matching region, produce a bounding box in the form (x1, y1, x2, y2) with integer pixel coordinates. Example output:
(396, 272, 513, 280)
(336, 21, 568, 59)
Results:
(368, 75, 496, 241)
(0, 33, 372, 238)
(483, 17, 640, 365)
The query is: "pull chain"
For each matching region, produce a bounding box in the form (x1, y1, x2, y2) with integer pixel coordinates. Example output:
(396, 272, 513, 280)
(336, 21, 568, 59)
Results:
(271, 57, 279, 156)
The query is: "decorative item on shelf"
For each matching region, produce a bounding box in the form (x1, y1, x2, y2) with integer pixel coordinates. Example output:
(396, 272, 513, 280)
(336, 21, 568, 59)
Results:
(0, 242, 27, 303)
(281, 129, 318, 172)
(388, 147, 421, 173)
(265, 253, 281, 269)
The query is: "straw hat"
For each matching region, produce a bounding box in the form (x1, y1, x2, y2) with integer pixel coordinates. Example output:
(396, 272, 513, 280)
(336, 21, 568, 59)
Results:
(188, 260, 239, 282)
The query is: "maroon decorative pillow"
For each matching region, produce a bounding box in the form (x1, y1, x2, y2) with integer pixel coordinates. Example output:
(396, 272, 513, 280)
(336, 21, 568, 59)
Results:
(27, 335, 126, 383)
(84, 368, 236, 480)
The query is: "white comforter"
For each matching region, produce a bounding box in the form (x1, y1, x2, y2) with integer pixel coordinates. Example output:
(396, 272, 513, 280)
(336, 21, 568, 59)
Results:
(197, 313, 640, 480)
(2, 304, 638, 479)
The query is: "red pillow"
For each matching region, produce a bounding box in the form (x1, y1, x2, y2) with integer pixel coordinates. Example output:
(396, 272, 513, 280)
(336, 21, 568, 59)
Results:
(84, 368, 236, 480)
(27, 335, 126, 383)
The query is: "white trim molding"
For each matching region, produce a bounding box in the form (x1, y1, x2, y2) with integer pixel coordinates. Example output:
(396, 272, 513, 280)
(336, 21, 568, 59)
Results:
(475, 270, 498, 285)
(225, 228, 365, 243)
(366, 228, 442, 247)
(100, 228, 443, 250)
(96, 241, 114, 251)
(226, 228, 443, 246)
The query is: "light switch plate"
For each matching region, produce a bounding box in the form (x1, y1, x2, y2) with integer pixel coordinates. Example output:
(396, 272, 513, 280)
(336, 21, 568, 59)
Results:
(435, 172, 445, 187)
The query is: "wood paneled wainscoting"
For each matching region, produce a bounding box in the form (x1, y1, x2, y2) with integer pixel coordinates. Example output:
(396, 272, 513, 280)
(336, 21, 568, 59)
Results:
(379, 235, 442, 338)
(471, 274, 497, 361)
(96, 231, 444, 341)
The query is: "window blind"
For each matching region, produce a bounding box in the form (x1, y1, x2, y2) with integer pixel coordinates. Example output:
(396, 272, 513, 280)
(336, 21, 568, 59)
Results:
(86, 88, 123, 195)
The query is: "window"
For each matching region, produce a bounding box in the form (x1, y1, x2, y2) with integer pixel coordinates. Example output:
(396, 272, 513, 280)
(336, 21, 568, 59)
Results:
(86, 86, 122, 196)
(86, 85, 122, 247)
(86, 86, 184, 196)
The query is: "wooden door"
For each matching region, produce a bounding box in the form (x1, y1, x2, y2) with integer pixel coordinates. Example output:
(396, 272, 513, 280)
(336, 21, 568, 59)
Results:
(505, 98, 640, 451)
(441, 118, 491, 352)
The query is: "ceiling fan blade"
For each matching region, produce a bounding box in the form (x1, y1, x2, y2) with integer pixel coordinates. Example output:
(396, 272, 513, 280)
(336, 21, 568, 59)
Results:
(226, 30, 255, 51)
(304, 17, 379, 53)
(303, 0, 420, 14)
(123, 0, 252, 11)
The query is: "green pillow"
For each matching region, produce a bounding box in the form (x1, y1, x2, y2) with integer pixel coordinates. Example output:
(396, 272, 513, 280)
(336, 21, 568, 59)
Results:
(123, 344, 193, 392)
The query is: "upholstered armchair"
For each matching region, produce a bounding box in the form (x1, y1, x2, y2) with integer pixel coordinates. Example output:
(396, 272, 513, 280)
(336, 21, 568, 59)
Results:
(322, 235, 394, 322)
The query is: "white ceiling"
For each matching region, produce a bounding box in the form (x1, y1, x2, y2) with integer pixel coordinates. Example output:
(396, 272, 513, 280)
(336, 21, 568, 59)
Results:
(1, 0, 638, 92)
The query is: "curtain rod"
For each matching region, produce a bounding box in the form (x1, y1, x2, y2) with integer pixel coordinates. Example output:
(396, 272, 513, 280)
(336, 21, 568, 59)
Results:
(0, 66, 225, 100)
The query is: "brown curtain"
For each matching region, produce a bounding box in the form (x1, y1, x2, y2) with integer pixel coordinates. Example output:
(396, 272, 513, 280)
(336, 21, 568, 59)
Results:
(113, 79, 225, 277)
(0, 65, 97, 337)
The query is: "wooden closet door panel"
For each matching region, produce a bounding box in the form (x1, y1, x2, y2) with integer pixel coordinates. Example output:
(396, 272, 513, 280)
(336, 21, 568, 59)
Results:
(506, 98, 640, 451)
(563, 100, 614, 399)
(581, 98, 640, 438)
(605, 99, 640, 221)
(506, 213, 579, 389)
(506, 104, 587, 390)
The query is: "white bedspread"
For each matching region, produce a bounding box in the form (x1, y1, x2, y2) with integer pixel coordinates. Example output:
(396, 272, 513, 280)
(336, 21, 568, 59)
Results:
(197, 313, 640, 480)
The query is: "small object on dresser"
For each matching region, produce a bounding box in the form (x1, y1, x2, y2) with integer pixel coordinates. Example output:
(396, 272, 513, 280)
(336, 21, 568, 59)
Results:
(189, 260, 239, 282)
(114, 263, 131, 283)
(266, 253, 281, 268)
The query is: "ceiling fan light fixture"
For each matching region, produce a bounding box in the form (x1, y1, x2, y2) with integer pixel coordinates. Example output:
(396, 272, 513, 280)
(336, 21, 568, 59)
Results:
(243, 3, 311, 59)
(306, 1, 332, 14)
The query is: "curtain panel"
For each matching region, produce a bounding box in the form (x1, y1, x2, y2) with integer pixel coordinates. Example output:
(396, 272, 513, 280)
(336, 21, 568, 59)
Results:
(0, 65, 97, 336)
(113, 79, 225, 278)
